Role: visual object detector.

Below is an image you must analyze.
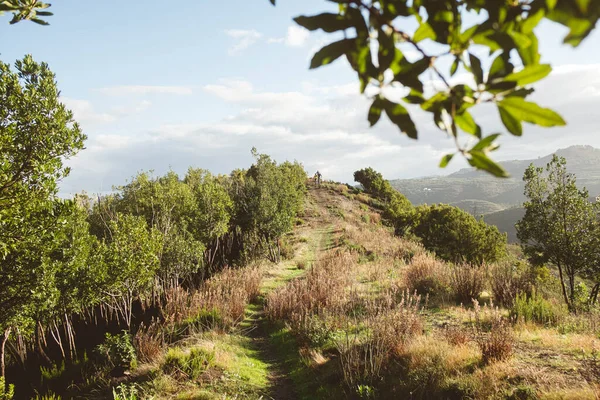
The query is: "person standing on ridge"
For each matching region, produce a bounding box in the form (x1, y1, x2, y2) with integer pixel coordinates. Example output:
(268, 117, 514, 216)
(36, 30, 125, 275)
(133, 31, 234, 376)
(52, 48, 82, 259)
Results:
(315, 171, 322, 187)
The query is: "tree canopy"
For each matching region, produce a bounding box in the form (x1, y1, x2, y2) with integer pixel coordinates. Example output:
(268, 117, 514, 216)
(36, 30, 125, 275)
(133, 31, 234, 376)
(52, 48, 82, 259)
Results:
(517, 155, 600, 310)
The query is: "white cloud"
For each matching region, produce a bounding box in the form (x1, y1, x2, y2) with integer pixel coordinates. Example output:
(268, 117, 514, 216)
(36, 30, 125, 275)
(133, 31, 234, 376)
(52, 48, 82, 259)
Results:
(62, 97, 116, 125)
(225, 29, 263, 55)
(284, 26, 309, 47)
(268, 25, 310, 47)
(60, 64, 600, 195)
(97, 86, 193, 96)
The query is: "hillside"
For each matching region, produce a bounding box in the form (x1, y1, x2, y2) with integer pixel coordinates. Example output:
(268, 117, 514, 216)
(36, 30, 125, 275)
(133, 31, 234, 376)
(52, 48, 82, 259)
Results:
(104, 183, 600, 399)
(390, 145, 600, 241)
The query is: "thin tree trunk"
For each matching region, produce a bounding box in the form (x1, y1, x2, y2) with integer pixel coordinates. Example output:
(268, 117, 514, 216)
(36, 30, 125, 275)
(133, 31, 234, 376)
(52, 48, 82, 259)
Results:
(1, 327, 11, 377)
(556, 262, 572, 311)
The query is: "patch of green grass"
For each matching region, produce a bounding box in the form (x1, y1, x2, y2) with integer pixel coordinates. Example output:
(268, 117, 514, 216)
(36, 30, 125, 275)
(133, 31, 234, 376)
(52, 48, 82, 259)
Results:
(269, 323, 344, 400)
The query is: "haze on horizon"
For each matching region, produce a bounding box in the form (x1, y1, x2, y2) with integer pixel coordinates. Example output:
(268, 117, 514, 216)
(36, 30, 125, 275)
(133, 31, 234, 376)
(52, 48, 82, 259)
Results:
(2, 0, 600, 195)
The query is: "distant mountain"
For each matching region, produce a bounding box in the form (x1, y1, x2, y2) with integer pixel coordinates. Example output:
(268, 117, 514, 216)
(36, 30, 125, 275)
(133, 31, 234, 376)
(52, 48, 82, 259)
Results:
(390, 145, 600, 242)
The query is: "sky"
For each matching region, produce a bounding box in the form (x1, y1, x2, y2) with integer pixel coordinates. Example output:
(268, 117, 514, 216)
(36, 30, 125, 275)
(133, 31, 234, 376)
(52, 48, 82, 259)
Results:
(2, 1, 600, 195)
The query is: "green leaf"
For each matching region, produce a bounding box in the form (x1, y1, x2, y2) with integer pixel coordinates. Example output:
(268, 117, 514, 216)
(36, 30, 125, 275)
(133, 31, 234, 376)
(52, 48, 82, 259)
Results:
(310, 39, 353, 69)
(505, 64, 551, 86)
(269, 0, 275, 4)
(455, 111, 481, 138)
(439, 153, 455, 168)
(414, 21, 436, 42)
(368, 97, 384, 127)
(30, 17, 49, 25)
(403, 89, 425, 105)
(468, 53, 484, 85)
(522, 8, 545, 33)
(515, 32, 540, 65)
(488, 52, 513, 81)
(383, 99, 417, 139)
(450, 57, 459, 76)
(498, 97, 566, 127)
(498, 106, 523, 136)
(472, 133, 501, 152)
(468, 151, 509, 177)
(294, 13, 354, 33)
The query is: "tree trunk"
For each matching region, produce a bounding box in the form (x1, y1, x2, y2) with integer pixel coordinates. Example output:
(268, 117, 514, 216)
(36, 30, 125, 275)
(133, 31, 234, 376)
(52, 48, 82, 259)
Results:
(556, 262, 572, 311)
(1, 327, 11, 377)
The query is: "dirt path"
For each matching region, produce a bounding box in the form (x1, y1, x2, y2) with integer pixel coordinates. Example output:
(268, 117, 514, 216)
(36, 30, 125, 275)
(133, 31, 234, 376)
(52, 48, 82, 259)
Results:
(238, 186, 336, 399)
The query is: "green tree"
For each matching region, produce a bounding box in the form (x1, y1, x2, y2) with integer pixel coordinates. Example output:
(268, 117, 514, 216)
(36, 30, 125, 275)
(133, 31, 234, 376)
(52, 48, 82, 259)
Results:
(98, 214, 162, 329)
(413, 204, 507, 264)
(0, 56, 85, 376)
(517, 155, 600, 310)
(269, 0, 598, 176)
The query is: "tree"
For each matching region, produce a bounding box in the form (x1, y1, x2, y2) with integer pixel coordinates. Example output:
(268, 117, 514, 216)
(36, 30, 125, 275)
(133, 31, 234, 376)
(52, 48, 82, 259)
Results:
(413, 204, 507, 264)
(0, 56, 85, 376)
(517, 155, 600, 311)
(269, 0, 598, 176)
(98, 214, 162, 329)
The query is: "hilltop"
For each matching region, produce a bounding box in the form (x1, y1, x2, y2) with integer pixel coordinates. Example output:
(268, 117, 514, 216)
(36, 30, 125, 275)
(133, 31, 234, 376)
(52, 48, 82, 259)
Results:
(389, 145, 600, 241)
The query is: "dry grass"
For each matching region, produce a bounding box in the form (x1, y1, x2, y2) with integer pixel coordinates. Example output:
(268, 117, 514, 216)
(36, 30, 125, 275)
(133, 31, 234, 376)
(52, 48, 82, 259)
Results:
(404, 253, 450, 297)
(265, 250, 356, 323)
(336, 290, 423, 387)
(451, 263, 486, 303)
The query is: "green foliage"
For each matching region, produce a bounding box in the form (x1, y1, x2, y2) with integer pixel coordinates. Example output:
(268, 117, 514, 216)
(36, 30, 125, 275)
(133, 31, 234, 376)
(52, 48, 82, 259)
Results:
(96, 331, 137, 370)
(517, 155, 600, 310)
(0, 377, 14, 400)
(99, 214, 162, 328)
(112, 384, 139, 400)
(0, 55, 85, 335)
(268, 0, 600, 176)
(162, 347, 214, 380)
(413, 204, 507, 264)
(0, 0, 52, 25)
(510, 291, 563, 325)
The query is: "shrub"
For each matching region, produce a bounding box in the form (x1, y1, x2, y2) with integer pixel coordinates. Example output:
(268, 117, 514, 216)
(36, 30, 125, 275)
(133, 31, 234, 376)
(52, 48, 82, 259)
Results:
(443, 325, 470, 346)
(0, 377, 14, 400)
(162, 347, 214, 380)
(404, 253, 449, 297)
(336, 291, 422, 388)
(112, 384, 139, 400)
(96, 331, 137, 371)
(477, 316, 513, 364)
(510, 291, 563, 325)
(489, 260, 534, 307)
(134, 321, 164, 363)
(451, 264, 486, 303)
(279, 237, 295, 260)
(412, 204, 506, 265)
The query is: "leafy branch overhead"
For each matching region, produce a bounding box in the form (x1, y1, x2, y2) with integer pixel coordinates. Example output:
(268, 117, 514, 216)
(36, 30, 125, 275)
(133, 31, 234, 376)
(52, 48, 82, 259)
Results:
(269, 0, 598, 177)
(0, 0, 52, 25)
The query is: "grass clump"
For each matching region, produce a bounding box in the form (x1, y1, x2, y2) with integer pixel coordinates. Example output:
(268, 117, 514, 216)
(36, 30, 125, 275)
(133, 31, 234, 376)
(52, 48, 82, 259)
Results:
(404, 253, 449, 297)
(162, 347, 215, 381)
(510, 291, 563, 326)
(450, 263, 486, 303)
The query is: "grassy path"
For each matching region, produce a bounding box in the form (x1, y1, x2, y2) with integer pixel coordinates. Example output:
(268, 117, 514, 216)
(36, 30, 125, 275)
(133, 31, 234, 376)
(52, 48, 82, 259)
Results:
(235, 188, 336, 399)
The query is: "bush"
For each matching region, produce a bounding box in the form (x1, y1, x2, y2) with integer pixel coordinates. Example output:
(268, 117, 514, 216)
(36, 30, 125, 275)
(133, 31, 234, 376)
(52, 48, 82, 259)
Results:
(279, 238, 295, 260)
(0, 377, 14, 400)
(489, 260, 535, 307)
(162, 347, 215, 380)
(412, 204, 506, 265)
(404, 253, 449, 297)
(443, 325, 470, 346)
(451, 264, 486, 303)
(134, 321, 164, 363)
(96, 331, 137, 371)
(510, 291, 563, 325)
(477, 317, 513, 364)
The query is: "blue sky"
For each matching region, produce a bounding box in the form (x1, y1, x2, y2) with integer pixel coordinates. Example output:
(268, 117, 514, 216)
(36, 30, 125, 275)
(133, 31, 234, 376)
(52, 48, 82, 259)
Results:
(2, 1, 600, 195)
